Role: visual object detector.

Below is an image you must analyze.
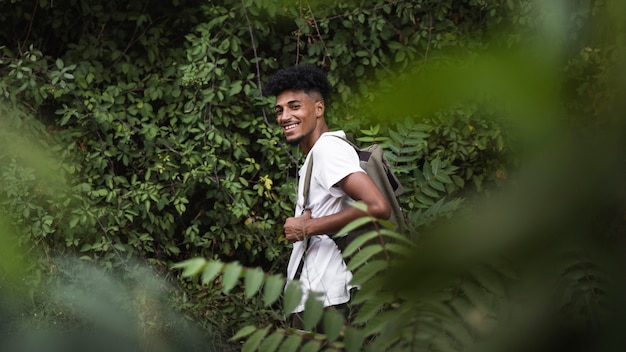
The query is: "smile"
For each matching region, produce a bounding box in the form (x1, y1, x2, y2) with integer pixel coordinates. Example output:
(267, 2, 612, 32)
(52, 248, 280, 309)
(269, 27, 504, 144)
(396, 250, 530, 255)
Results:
(284, 123, 299, 131)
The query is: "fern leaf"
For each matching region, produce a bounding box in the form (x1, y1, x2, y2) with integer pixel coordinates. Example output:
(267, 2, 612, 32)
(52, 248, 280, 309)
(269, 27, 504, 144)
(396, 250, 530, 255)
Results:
(353, 294, 389, 325)
(323, 309, 345, 342)
(394, 154, 421, 163)
(347, 245, 383, 271)
(303, 292, 324, 330)
(421, 185, 440, 198)
(422, 161, 433, 179)
(350, 260, 387, 286)
(434, 172, 454, 184)
(242, 327, 269, 352)
(408, 125, 432, 133)
(383, 243, 413, 257)
(231, 325, 257, 341)
(431, 158, 441, 174)
(222, 261, 243, 294)
(362, 308, 405, 337)
(259, 331, 285, 352)
(201, 260, 224, 285)
(470, 264, 506, 295)
(341, 230, 379, 258)
(278, 335, 303, 352)
(437, 318, 474, 348)
(336, 217, 376, 238)
(244, 267, 265, 298)
(283, 281, 303, 315)
(344, 327, 366, 352)
(378, 228, 416, 247)
(458, 279, 492, 314)
(263, 274, 285, 306)
(300, 340, 321, 352)
(429, 178, 446, 191)
(350, 285, 391, 306)
(416, 193, 435, 206)
(388, 129, 405, 144)
(172, 257, 206, 277)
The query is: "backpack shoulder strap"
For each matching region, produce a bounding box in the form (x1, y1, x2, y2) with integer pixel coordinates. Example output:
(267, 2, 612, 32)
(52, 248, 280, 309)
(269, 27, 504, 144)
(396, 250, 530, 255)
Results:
(302, 153, 313, 213)
(294, 154, 314, 281)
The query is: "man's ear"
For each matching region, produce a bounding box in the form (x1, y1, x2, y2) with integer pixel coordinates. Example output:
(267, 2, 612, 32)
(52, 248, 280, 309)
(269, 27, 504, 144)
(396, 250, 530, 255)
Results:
(316, 100, 324, 117)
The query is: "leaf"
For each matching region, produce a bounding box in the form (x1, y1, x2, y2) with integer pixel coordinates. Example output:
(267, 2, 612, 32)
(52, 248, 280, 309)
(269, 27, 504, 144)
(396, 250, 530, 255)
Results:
(369, 312, 406, 350)
(259, 331, 284, 352)
(283, 281, 303, 315)
(416, 193, 435, 206)
(384, 243, 413, 257)
(346, 245, 383, 271)
(420, 185, 440, 198)
(378, 229, 415, 247)
(349, 202, 368, 212)
(335, 217, 375, 237)
(471, 264, 506, 295)
(362, 308, 405, 337)
(344, 327, 365, 352)
(242, 327, 269, 352)
(351, 284, 391, 306)
(435, 173, 453, 184)
(440, 317, 474, 347)
(429, 178, 446, 191)
(323, 309, 345, 342)
(452, 175, 465, 187)
(300, 340, 321, 352)
(69, 216, 80, 228)
(263, 274, 286, 306)
(431, 158, 441, 174)
(460, 279, 491, 311)
(302, 292, 324, 330)
(172, 257, 206, 278)
(222, 261, 243, 294)
(231, 325, 257, 340)
(352, 294, 388, 325)
(341, 230, 379, 258)
(350, 260, 387, 286)
(201, 260, 224, 285)
(244, 267, 265, 298)
(278, 335, 303, 352)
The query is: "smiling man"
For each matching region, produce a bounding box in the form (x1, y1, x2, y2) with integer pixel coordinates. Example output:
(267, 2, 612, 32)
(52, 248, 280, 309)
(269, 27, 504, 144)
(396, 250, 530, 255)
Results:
(263, 65, 390, 330)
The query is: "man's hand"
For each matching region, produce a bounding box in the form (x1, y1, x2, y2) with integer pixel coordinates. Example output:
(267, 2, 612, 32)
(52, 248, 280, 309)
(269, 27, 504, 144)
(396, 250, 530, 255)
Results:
(284, 209, 311, 243)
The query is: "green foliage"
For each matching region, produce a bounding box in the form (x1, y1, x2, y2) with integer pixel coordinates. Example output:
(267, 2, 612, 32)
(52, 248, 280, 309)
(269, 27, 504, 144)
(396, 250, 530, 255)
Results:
(1, 0, 624, 350)
(0, 0, 521, 336)
(1, 257, 225, 352)
(174, 217, 417, 352)
(0, 0, 533, 271)
(176, 202, 620, 351)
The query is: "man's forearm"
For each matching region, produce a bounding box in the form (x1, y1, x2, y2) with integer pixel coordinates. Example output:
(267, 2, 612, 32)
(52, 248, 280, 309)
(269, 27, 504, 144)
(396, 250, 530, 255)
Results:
(304, 204, 370, 237)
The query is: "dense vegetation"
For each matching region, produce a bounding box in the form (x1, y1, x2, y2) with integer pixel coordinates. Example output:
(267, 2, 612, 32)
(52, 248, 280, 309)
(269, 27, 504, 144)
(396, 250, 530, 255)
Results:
(1, 0, 623, 351)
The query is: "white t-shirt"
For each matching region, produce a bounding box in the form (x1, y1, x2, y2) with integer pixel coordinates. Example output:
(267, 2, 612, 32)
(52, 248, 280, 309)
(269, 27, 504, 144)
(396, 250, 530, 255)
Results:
(286, 131, 365, 313)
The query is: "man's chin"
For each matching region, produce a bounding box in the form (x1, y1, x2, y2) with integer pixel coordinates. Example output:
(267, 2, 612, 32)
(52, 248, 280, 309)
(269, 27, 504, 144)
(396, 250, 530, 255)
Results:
(286, 135, 303, 146)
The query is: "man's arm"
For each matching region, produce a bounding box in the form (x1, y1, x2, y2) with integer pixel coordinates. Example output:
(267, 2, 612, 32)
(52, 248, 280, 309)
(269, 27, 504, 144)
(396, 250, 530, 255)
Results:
(283, 172, 391, 242)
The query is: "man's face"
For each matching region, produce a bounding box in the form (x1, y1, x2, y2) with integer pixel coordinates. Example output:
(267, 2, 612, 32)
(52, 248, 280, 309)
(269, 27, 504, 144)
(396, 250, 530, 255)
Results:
(274, 90, 324, 146)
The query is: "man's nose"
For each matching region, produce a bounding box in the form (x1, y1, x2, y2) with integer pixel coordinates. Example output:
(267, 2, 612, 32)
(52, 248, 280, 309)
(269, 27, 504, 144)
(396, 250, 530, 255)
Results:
(277, 111, 290, 123)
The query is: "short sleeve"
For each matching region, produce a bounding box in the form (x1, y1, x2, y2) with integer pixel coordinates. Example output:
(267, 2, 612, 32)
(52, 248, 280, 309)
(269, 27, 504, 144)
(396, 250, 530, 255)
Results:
(311, 135, 364, 192)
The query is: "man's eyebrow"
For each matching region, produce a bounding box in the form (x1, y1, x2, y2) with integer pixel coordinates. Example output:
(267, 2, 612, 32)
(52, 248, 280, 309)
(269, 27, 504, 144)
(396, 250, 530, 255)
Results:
(274, 99, 301, 109)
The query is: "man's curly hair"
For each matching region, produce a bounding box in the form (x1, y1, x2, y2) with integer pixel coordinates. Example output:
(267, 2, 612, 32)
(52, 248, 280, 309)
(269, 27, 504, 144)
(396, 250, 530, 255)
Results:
(263, 64, 331, 102)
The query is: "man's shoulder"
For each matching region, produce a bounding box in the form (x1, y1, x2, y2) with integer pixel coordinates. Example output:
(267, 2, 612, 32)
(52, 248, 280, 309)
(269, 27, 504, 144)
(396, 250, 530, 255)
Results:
(322, 130, 346, 138)
(312, 131, 351, 154)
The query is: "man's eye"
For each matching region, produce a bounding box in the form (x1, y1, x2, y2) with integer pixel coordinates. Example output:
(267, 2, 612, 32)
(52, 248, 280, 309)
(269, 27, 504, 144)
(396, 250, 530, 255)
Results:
(275, 110, 282, 115)
(292, 105, 300, 109)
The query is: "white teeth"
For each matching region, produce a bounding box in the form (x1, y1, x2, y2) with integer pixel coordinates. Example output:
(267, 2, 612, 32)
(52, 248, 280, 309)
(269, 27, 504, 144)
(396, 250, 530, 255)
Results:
(285, 124, 298, 130)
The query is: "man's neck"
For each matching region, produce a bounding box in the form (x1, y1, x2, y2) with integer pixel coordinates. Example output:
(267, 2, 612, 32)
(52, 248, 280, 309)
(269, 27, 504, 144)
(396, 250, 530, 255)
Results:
(300, 123, 329, 154)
